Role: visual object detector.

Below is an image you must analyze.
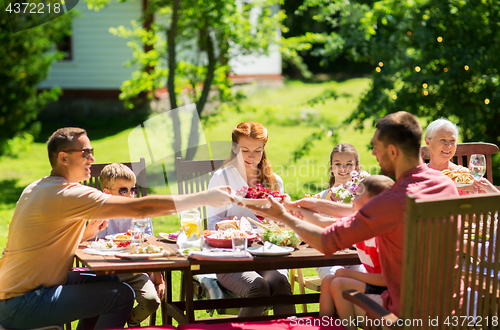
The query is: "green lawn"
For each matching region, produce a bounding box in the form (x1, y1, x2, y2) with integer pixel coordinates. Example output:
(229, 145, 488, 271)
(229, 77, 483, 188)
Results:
(0, 78, 375, 326)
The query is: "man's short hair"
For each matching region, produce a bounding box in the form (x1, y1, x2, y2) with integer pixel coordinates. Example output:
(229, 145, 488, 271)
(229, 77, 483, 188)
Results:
(100, 163, 136, 190)
(47, 127, 87, 167)
(375, 111, 422, 158)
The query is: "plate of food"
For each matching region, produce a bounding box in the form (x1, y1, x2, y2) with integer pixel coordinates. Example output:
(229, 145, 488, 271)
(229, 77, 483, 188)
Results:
(88, 239, 130, 252)
(115, 245, 172, 259)
(234, 185, 290, 207)
(442, 168, 474, 189)
(248, 242, 294, 256)
(159, 232, 179, 243)
(105, 231, 151, 242)
(204, 224, 258, 248)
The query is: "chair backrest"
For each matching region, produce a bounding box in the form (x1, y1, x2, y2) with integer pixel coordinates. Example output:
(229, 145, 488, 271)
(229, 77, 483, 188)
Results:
(400, 193, 500, 326)
(82, 157, 148, 197)
(421, 142, 499, 183)
(176, 157, 225, 229)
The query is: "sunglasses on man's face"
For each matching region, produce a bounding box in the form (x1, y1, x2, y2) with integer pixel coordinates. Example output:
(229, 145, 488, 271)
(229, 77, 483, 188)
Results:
(59, 148, 94, 160)
(111, 187, 138, 196)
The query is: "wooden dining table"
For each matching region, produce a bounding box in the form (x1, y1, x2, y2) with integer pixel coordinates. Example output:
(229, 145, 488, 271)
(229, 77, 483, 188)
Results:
(75, 235, 360, 325)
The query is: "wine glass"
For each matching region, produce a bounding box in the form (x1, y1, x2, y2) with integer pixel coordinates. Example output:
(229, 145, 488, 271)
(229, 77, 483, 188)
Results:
(131, 218, 149, 246)
(469, 154, 486, 192)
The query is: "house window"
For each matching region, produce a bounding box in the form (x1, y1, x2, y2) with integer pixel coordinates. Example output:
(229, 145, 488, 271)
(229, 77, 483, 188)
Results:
(57, 35, 72, 61)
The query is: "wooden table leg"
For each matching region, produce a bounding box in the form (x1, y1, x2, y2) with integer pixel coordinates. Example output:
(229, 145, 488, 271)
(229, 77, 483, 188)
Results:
(165, 270, 173, 325)
(185, 267, 195, 323)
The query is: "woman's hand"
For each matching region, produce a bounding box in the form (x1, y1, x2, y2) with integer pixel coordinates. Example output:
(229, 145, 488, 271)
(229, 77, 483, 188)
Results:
(242, 197, 287, 222)
(473, 178, 500, 194)
(283, 201, 304, 220)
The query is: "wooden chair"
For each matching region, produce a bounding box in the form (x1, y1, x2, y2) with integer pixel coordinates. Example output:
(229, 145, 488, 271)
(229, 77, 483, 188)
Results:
(421, 142, 499, 183)
(290, 268, 322, 313)
(343, 193, 500, 329)
(176, 157, 240, 313)
(176, 157, 225, 229)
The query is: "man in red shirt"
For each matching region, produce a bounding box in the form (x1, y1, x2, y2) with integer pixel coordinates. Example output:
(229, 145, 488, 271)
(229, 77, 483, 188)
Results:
(245, 111, 458, 327)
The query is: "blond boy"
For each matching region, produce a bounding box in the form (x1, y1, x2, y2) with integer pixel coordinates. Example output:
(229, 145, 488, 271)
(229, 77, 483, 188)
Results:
(99, 163, 164, 327)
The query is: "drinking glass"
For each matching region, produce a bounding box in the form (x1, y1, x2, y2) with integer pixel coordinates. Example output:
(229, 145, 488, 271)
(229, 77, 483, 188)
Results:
(469, 154, 486, 193)
(232, 237, 248, 257)
(177, 209, 203, 254)
(131, 218, 149, 245)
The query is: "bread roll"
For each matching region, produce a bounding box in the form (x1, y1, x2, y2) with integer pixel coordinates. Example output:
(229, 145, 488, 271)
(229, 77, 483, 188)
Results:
(216, 219, 239, 230)
(239, 217, 253, 233)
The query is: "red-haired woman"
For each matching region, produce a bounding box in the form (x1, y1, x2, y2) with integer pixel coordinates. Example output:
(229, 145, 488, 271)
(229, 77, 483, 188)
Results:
(207, 121, 294, 317)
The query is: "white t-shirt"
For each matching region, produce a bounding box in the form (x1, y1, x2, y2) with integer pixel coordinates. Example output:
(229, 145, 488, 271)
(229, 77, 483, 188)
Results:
(206, 165, 284, 230)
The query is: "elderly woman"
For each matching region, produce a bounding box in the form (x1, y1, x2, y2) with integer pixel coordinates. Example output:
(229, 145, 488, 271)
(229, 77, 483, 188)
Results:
(424, 118, 461, 171)
(424, 119, 473, 194)
(424, 118, 497, 194)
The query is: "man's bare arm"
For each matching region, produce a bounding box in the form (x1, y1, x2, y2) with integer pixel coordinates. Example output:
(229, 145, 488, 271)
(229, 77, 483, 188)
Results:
(283, 202, 337, 228)
(292, 198, 354, 218)
(92, 186, 233, 220)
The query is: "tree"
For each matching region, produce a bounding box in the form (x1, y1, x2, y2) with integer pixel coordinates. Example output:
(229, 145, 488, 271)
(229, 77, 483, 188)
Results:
(88, 0, 283, 160)
(291, 0, 500, 171)
(0, 6, 73, 156)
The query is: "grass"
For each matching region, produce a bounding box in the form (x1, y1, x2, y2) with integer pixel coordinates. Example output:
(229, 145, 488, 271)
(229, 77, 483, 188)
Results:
(0, 78, 374, 327)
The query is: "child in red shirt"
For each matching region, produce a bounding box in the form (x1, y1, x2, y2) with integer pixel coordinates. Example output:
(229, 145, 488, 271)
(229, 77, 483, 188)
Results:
(319, 175, 394, 324)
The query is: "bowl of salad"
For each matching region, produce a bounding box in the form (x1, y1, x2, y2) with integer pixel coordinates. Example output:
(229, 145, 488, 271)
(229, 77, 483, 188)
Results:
(263, 228, 301, 248)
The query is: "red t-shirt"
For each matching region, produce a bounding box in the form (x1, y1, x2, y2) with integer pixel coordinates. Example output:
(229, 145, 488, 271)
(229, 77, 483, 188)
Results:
(355, 237, 381, 274)
(321, 164, 458, 316)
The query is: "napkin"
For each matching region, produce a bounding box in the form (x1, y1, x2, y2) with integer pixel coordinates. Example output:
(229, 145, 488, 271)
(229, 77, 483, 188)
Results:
(188, 250, 253, 261)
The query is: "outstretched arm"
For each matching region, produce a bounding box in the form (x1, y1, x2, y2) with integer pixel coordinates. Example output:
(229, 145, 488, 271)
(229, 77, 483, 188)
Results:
(283, 202, 337, 228)
(292, 198, 355, 218)
(93, 186, 234, 220)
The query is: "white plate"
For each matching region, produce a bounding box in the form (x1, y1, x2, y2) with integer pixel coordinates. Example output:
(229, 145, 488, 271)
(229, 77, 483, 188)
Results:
(455, 182, 473, 188)
(105, 233, 151, 241)
(115, 252, 168, 260)
(92, 246, 129, 252)
(159, 232, 178, 243)
(83, 248, 126, 256)
(247, 244, 294, 256)
(239, 196, 290, 207)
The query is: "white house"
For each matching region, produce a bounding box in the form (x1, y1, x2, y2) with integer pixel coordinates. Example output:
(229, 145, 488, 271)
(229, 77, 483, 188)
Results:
(39, 0, 283, 98)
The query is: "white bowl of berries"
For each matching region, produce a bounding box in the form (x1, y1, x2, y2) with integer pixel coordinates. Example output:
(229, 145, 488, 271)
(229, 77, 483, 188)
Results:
(235, 185, 290, 207)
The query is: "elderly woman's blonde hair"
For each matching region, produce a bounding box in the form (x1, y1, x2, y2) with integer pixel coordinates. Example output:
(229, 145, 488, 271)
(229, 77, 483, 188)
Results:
(99, 163, 136, 190)
(424, 118, 459, 140)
